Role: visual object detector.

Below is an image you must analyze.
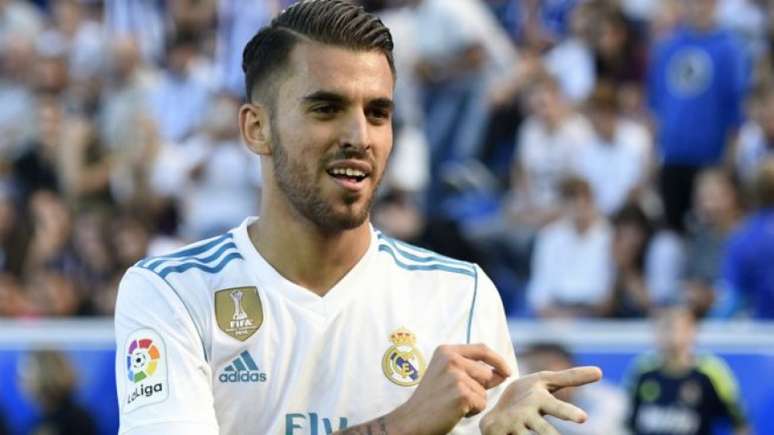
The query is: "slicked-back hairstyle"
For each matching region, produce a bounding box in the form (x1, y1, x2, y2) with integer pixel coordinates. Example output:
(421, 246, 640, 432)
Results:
(241, 0, 394, 103)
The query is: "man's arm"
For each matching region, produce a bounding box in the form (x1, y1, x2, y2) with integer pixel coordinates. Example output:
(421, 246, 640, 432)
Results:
(115, 268, 219, 435)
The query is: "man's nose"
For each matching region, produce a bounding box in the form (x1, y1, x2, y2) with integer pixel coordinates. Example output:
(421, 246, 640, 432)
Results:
(340, 111, 370, 150)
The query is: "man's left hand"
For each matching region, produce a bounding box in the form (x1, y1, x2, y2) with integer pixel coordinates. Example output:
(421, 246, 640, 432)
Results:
(479, 366, 603, 435)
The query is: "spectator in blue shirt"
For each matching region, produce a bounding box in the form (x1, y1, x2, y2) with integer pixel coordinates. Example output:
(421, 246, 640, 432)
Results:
(723, 157, 774, 318)
(647, 0, 749, 232)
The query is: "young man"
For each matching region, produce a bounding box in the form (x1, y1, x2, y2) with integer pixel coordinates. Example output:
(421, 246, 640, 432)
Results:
(626, 307, 748, 435)
(114, 2, 600, 434)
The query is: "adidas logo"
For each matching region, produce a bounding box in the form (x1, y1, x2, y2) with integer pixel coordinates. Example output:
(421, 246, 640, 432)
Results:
(218, 351, 267, 383)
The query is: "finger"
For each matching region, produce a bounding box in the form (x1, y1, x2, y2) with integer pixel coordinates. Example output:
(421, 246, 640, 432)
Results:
(539, 396, 588, 424)
(462, 359, 509, 389)
(453, 343, 513, 378)
(460, 375, 488, 417)
(526, 416, 560, 435)
(542, 366, 602, 391)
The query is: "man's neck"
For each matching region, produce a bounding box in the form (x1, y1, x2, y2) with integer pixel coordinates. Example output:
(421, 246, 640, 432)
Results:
(249, 205, 372, 297)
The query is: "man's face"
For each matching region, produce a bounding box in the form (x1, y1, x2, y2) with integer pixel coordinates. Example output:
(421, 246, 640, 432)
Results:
(656, 308, 696, 356)
(265, 42, 394, 232)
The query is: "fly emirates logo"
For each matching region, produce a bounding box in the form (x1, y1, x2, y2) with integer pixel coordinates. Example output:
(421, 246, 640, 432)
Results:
(285, 413, 349, 435)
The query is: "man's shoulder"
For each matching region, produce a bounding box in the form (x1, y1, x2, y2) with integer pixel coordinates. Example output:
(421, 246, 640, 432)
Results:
(133, 231, 243, 280)
(373, 231, 478, 281)
(123, 230, 247, 302)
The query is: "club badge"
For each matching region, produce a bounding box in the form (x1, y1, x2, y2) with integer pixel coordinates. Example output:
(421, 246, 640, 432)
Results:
(382, 327, 426, 387)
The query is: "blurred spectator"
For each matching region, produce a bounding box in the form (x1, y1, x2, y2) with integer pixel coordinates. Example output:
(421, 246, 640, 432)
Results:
(644, 225, 686, 307)
(0, 185, 29, 317)
(592, 6, 648, 88)
(71, 208, 115, 313)
(180, 94, 262, 239)
(509, 74, 593, 231)
(24, 190, 80, 315)
(0, 0, 43, 42)
(145, 31, 212, 144)
(0, 33, 37, 157)
(723, 157, 774, 318)
(527, 176, 613, 318)
(12, 95, 65, 200)
(604, 205, 655, 318)
(735, 82, 774, 186)
(717, 0, 767, 59)
(43, 0, 104, 85)
(575, 83, 653, 216)
(215, 0, 277, 97)
(648, 0, 749, 232)
(104, 0, 165, 64)
(520, 342, 628, 435)
(626, 306, 749, 435)
(591, 6, 648, 116)
(683, 168, 744, 318)
(543, 1, 596, 103)
(20, 350, 97, 435)
(411, 0, 516, 193)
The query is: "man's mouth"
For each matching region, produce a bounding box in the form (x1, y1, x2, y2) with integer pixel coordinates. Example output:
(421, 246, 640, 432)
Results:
(327, 167, 368, 183)
(325, 160, 373, 191)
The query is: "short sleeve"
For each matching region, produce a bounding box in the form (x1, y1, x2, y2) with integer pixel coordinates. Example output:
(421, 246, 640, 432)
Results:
(115, 268, 219, 435)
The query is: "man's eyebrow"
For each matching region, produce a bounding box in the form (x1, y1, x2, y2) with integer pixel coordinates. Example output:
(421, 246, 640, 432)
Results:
(301, 91, 394, 110)
(368, 97, 394, 111)
(301, 91, 349, 104)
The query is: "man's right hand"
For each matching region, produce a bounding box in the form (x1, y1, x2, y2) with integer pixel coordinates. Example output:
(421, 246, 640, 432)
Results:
(387, 343, 512, 435)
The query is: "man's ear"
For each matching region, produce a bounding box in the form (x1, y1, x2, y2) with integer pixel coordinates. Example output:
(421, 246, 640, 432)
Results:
(240, 102, 272, 155)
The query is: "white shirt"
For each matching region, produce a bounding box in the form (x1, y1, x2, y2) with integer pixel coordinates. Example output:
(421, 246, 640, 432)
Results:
(574, 119, 652, 215)
(517, 114, 594, 210)
(115, 218, 517, 435)
(527, 218, 614, 311)
(544, 38, 596, 103)
(412, 0, 516, 76)
(735, 121, 773, 185)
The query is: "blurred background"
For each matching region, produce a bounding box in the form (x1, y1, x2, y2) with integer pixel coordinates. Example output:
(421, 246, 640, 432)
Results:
(1, 0, 774, 434)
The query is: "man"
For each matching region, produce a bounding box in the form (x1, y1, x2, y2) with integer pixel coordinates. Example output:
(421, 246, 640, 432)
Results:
(647, 0, 748, 232)
(626, 307, 748, 435)
(527, 176, 613, 318)
(723, 157, 774, 318)
(114, 2, 600, 434)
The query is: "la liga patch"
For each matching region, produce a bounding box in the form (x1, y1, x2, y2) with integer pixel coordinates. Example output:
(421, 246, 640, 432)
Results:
(123, 328, 168, 412)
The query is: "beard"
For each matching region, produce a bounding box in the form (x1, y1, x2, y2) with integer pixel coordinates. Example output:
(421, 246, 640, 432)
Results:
(271, 128, 379, 233)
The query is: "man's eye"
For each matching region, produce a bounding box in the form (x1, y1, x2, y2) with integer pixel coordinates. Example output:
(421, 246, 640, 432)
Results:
(312, 105, 339, 115)
(367, 109, 391, 121)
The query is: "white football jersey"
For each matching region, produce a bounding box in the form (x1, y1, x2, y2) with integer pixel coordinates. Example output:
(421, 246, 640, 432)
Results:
(115, 217, 517, 435)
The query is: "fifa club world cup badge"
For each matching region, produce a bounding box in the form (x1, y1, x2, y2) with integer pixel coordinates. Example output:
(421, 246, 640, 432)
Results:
(382, 327, 426, 387)
(215, 287, 263, 341)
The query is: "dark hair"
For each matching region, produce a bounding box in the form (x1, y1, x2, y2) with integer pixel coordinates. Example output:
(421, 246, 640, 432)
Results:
(523, 342, 574, 365)
(242, 0, 394, 102)
(558, 175, 592, 200)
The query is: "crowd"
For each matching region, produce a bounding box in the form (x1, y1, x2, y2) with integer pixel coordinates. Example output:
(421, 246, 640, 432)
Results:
(1, 0, 773, 320)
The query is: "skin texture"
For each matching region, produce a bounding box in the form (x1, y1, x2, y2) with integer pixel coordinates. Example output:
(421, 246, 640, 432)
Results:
(239, 39, 602, 435)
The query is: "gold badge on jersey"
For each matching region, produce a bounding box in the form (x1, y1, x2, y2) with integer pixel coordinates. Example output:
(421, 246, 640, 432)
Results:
(382, 327, 426, 387)
(215, 287, 263, 341)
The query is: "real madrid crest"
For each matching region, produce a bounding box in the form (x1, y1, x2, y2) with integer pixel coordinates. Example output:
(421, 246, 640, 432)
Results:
(215, 287, 263, 341)
(382, 327, 426, 387)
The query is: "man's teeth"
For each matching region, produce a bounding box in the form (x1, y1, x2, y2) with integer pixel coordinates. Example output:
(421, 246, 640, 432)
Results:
(330, 168, 366, 177)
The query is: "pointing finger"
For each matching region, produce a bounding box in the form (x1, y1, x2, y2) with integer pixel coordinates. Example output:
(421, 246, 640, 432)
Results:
(542, 366, 602, 391)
